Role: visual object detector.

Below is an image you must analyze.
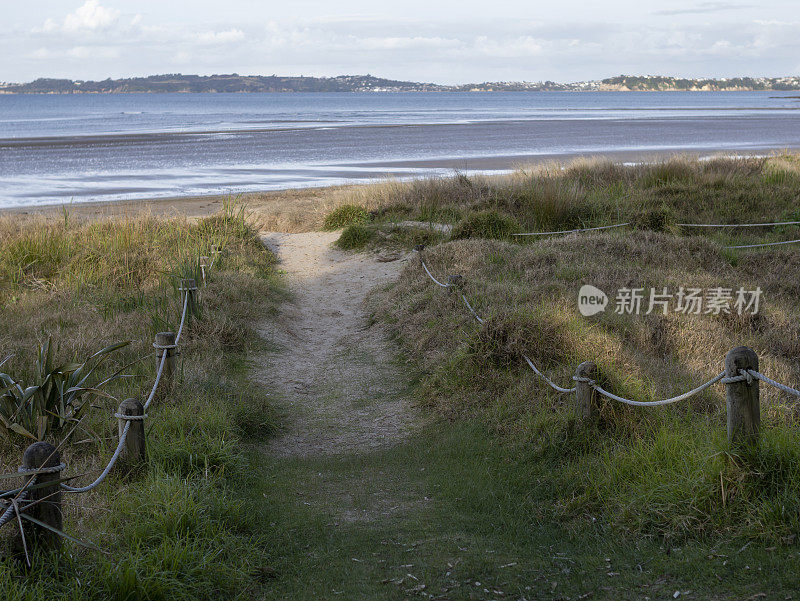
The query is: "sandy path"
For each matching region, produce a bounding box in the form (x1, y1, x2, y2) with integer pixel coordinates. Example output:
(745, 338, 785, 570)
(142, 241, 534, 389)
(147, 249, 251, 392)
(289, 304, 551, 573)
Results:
(256, 231, 417, 457)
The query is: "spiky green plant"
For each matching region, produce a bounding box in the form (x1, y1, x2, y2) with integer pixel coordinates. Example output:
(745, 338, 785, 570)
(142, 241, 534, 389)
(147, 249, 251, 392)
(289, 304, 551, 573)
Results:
(0, 338, 130, 441)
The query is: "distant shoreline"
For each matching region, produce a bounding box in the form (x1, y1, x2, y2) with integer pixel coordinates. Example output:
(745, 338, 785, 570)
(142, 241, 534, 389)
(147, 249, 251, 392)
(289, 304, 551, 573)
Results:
(2, 73, 799, 94)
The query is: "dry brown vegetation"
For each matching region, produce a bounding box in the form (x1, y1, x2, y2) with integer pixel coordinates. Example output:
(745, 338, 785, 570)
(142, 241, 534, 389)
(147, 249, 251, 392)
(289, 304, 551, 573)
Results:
(0, 206, 284, 597)
(364, 153, 800, 541)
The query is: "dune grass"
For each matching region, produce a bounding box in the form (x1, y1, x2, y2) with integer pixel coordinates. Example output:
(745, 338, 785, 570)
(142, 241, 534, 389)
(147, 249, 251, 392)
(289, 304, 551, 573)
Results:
(363, 154, 800, 545)
(0, 204, 285, 598)
(324, 153, 800, 251)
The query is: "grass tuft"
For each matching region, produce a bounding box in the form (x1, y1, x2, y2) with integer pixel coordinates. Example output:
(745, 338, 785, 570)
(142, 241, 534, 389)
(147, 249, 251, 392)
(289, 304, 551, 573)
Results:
(335, 224, 375, 250)
(322, 204, 370, 230)
(451, 209, 520, 240)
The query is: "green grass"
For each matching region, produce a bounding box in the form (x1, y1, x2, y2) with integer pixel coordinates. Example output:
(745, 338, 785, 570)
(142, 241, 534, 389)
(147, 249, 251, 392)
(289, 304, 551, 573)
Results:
(248, 422, 800, 599)
(0, 204, 286, 598)
(451, 209, 521, 240)
(331, 153, 800, 249)
(335, 224, 375, 250)
(372, 232, 800, 544)
(322, 204, 371, 230)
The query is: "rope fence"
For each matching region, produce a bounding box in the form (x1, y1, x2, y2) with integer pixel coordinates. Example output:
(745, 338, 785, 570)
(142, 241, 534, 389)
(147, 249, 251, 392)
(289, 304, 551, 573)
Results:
(0, 245, 221, 552)
(414, 245, 799, 445)
(510, 219, 800, 249)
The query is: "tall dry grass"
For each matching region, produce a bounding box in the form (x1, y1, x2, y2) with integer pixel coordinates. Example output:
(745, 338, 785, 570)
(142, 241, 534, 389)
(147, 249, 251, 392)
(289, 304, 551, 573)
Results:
(372, 210, 800, 540)
(0, 205, 285, 598)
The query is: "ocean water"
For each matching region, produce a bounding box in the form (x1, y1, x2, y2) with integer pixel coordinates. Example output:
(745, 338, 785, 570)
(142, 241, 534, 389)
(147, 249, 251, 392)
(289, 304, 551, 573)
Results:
(0, 91, 799, 208)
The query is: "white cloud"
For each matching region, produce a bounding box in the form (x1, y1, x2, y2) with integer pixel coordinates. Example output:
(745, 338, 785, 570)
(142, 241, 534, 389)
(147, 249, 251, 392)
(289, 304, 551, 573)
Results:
(196, 29, 245, 44)
(357, 36, 459, 50)
(39, 1, 120, 34)
(65, 1, 119, 32)
(67, 45, 118, 58)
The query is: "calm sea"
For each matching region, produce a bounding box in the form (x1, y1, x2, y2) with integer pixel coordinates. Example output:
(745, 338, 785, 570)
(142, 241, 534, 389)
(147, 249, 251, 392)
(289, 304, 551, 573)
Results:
(1, 91, 799, 208)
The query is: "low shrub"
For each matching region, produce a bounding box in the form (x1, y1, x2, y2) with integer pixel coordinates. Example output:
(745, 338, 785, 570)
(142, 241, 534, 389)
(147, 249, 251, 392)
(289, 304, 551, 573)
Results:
(451, 209, 520, 240)
(335, 224, 375, 250)
(323, 204, 370, 230)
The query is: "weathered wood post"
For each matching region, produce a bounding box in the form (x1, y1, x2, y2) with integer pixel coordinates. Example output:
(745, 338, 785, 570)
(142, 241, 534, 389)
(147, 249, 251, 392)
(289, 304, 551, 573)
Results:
(153, 331, 177, 387)
(115, 398, 146, 471)
(574, 361, 599, 421)
(447, 274, 463, 294)
(725, 346, 760, 445)
(19, 442, 62, 550)
(180, 278, 200, 320)
(199, 256, 210, 286)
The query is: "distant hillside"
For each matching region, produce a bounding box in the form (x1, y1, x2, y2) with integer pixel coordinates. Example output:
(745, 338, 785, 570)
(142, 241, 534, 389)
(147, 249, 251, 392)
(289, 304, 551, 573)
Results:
(1, 73, 799, 93)
(596, 75, 800, 92)
(0, 74, 447, 94)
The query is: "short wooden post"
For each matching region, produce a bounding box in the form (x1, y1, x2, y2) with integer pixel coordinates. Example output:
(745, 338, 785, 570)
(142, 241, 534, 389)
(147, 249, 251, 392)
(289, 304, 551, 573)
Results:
(725, 346, 760, 445)
(115, 398, 146, 471)
(199, 256, 209, 286)
(154, 331, 177, 387)
(575, 361, 599, 421)
(210, 245, 221, 269)
(447, 274, 463, 294)
(19, 442, 62, 550)
(181, 278, 200, 319)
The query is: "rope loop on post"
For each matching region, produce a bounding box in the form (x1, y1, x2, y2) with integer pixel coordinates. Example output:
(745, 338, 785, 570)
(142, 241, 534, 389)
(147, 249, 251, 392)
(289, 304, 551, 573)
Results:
(113, 413, 148, 421)
(152, 342, 178, 350)
(17, 463, 66, 476)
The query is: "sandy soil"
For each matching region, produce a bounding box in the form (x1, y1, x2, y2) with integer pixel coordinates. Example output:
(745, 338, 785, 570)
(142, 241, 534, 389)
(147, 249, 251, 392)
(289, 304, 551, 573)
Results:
(3, 147, 781, 227)
(255, 231, 418, 457)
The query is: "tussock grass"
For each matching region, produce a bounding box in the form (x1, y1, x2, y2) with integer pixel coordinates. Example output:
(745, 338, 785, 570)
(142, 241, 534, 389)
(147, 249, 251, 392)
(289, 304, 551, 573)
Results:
(0, 204, 284, 598)
(322, 204, 370, 230)
(319, 153, 800, 249)
(334, 224, 375, 250)
(372, 197, 800, 542)
(451, 209, 520, 240)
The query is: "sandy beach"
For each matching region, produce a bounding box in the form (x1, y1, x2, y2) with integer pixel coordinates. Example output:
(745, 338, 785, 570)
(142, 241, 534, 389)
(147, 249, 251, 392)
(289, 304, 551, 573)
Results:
(2, 146, 795, 226)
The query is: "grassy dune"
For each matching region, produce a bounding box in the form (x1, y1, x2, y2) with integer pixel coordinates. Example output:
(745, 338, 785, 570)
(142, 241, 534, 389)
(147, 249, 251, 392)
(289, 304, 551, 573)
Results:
(356, 154, 800, 543)
(327, 153, 800, 250)
(0, 205, 284, 598)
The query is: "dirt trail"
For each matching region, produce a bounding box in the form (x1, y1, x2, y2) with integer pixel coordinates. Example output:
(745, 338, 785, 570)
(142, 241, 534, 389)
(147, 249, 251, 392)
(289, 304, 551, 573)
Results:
(256, 231, 417, 457)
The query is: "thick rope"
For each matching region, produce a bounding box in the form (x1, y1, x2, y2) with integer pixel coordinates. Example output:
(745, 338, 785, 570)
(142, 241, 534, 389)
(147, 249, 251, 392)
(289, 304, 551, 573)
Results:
(175, 290, 190, 345)
(678, 220, 800, 228)
(513, 223, 629, 236)
(17, 463, 65, 476)
(725, 239, 800, 249)
(0, 496, 21, 529)
(420, 259, 449, 288)
(745, 369, 800, 397)
(461, 294, 485, 324)
(61, 421, 130, 493)
(580, 372, 726, 407)
(113, 413, 148, 421)
(143, 351, 168, 412)
(523, 355, 576, 394)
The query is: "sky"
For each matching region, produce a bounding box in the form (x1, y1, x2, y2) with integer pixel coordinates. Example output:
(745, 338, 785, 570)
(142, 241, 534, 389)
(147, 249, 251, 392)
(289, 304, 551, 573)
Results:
(1, 0, 799, 84)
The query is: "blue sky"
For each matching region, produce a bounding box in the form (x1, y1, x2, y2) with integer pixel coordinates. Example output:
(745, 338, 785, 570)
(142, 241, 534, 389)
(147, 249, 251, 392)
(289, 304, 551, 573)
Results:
(1, 1, 798, 83)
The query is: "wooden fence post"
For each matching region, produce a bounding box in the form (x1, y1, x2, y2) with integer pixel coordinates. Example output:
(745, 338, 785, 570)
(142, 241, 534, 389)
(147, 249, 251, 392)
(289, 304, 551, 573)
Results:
(199, 256, 209, 286)
(181, 278, 200, 319)
(19, 442, 62, 550)
(447, 274, 463, 294)
(574, 361, 599, 421)
(725, 346, 760, 445)
(115, 398, 146, 471)
(154, 331, 177, 387)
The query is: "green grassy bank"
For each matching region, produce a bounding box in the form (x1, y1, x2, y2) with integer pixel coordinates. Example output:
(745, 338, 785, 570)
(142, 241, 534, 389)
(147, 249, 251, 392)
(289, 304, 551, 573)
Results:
(0, 205, 285, 599)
